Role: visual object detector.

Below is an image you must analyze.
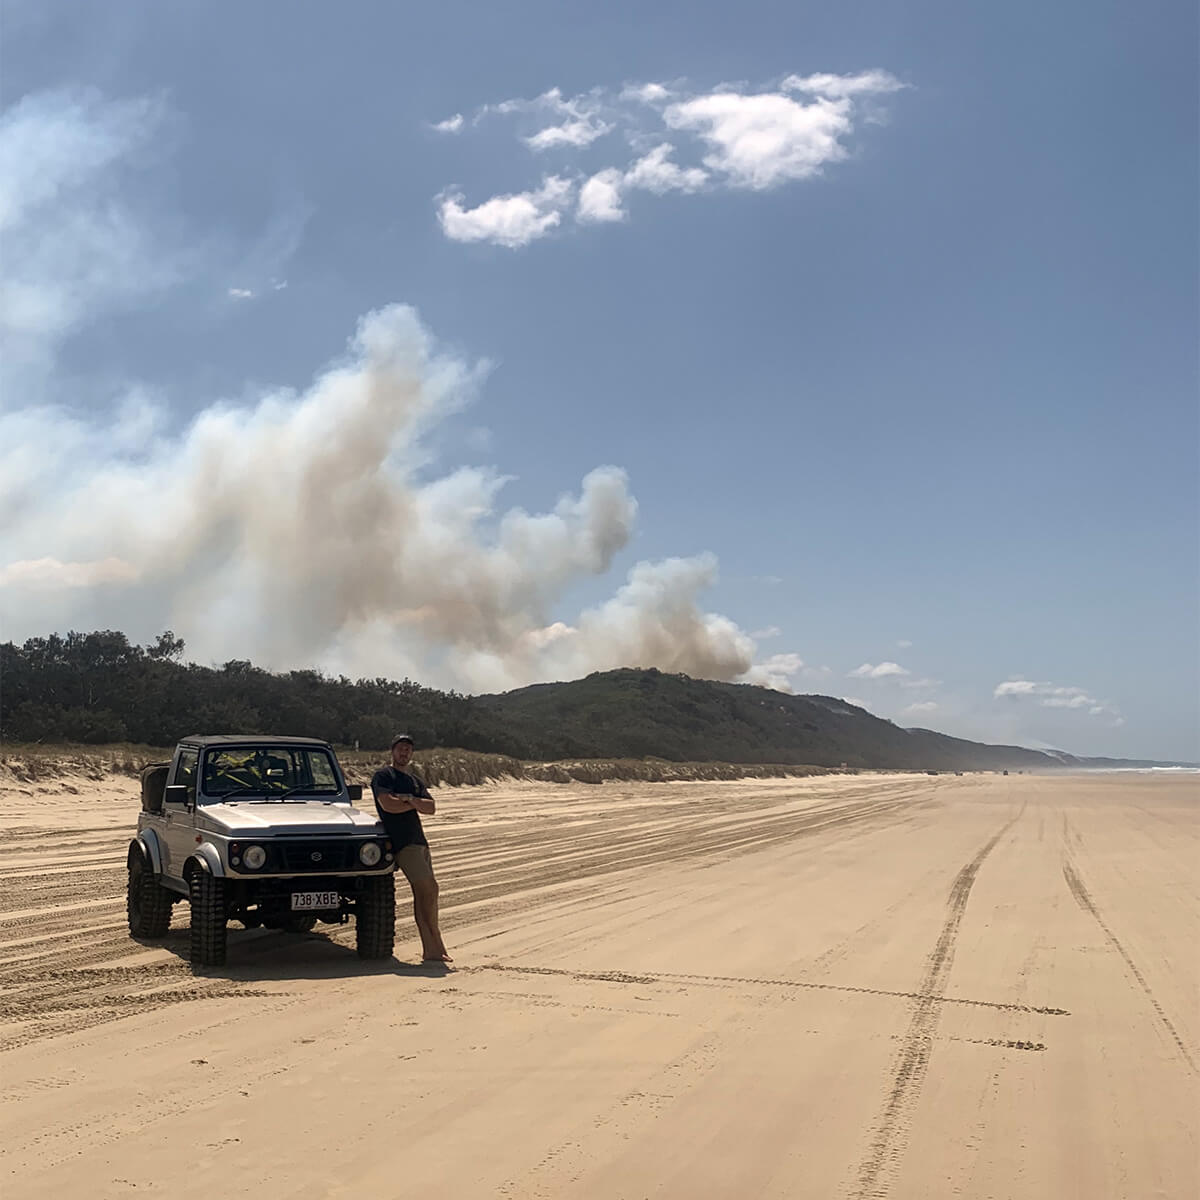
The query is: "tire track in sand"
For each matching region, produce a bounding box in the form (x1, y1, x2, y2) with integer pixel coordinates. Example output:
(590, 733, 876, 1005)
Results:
(1061, 843, 1196, 1075)
(852, 805, 1023, 1199)
(474, 962, 1068, 1016)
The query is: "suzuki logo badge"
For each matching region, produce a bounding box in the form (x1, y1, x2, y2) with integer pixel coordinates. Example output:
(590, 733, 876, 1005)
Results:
(311, 851, 322, 862)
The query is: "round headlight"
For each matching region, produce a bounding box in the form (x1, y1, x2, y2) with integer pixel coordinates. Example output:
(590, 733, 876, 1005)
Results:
(243, 844, 267, 870)
(358, 841, 382, 867)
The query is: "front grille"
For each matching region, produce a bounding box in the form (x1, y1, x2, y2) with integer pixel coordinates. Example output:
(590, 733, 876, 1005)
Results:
(276, 839, 358, 872)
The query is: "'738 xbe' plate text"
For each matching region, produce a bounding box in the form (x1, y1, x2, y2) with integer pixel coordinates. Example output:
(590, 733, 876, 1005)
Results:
(291, 891, 339, 911)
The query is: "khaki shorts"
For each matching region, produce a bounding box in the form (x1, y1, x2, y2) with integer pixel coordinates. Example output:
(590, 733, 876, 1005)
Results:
(394, 844, 435, 885)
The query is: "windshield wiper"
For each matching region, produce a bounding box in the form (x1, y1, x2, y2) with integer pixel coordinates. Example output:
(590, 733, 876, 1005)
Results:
(210, 786, 272, 800)
(209, 785, 333, 802)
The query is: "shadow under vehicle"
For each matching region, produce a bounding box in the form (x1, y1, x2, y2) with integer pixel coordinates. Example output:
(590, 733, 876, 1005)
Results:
(128, 735, 395, 968)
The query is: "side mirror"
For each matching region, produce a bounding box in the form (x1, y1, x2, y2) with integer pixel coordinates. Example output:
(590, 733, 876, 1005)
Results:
(346, 784, 363, 802)
(164, 784, 190, 806)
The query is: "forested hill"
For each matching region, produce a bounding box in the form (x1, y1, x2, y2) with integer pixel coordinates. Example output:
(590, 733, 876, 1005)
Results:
(0, 630, 1173, 771)
(473, 669, 1066, 772)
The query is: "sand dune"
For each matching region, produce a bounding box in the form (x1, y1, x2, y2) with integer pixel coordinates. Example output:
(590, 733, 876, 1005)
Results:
(0, 771, 1195, 1198)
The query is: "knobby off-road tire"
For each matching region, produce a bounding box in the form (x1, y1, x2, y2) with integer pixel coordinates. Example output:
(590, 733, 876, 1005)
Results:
(189, 871, 228, 967)
(127, 854, 173, 938)
(283, 914, 319, 934)
(355, 875, 395, 960)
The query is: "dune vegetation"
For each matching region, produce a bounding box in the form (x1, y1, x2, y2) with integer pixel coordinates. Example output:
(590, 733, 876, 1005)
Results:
(1, 741, 846, 791)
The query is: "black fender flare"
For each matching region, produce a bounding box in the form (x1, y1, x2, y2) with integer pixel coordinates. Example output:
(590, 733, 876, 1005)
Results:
(183, 844, 225, 881)
(128, 833, 164, 875)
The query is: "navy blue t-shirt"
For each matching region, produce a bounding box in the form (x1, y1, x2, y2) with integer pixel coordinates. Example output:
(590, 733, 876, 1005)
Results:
(370, 766, 431, 849)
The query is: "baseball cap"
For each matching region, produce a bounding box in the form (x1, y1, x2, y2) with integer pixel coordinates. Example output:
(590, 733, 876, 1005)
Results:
(391, 733, 415, 747)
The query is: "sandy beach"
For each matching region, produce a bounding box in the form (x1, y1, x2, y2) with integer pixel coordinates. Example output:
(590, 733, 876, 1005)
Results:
(0, 769, 1196, 1198)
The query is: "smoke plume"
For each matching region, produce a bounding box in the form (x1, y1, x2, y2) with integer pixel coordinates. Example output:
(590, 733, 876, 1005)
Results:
(2, 305, 773, 692)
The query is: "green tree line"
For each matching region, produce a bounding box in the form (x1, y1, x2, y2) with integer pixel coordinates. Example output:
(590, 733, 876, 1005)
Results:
(0, 630, 485, 750)
(1, 630, 1070, 770)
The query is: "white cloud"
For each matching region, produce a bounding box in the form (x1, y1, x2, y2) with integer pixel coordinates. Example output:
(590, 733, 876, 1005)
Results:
(897, 638, 913, 649)
(433, 113, 464, 133)
(749, 625, 781, 640)
(437, 176, 573, 247)
(781, 70, 905, 99)
(900, 675, 941, 689)
(434, 71, 902, 245)
(576, 145, 708, 222)
(665, 89, 861, 190)
(994, 680, 1037, 697)
(486, 87, 611, 151)
(621, 82, 672, 104)
(578, 169, 626, 223)
(902, 700, 939, 716)
(229, 272, 292, 301)
(624, 143, 708, 194)
(493, 87, 575, 118)
(994, 679, 1122, 722)
(849, 661, 910, 679)
(526, 117, 610, 151)
(842, 697, 869, 710)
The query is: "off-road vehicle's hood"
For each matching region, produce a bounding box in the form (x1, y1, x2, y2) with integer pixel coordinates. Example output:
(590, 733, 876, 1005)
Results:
(197, 801, 382, 837)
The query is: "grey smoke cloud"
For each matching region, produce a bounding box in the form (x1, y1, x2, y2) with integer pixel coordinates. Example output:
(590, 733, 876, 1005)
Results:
(2, 304, 773, 692)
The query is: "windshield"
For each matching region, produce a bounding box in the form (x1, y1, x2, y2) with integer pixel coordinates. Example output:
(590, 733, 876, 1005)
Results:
(200, 746, 342, 799)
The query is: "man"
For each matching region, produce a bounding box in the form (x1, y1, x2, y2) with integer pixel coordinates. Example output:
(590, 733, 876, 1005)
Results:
(371, 734, 451, 962)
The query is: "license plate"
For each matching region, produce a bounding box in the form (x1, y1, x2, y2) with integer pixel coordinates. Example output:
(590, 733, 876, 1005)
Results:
(291, 891, 340, 911)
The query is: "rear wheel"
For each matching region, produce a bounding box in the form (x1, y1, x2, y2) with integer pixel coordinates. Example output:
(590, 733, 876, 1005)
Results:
(282, 914, 318, 934)
(355, 876, 395, 960)
(127, 853, 173, 938)
(189, 871, 228, 967)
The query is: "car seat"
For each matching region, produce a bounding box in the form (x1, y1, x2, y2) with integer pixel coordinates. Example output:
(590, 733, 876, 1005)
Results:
(262, 754, 290, 783)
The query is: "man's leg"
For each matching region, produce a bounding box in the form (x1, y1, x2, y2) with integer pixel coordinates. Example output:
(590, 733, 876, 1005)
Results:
(411, 877, 449, 961)
(397, 846, 450, 961)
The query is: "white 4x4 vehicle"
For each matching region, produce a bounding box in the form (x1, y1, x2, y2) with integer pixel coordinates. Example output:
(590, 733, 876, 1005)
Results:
(128, 735, 395, 967)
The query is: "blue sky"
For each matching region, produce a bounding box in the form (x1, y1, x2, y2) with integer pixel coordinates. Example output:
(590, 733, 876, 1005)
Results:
(1, 0, 1196, 759)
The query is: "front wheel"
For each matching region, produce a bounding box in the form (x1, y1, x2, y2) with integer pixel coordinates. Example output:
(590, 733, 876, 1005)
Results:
(127, 853, 173, 938)
(355, 876, 395, 960)
(189, 871, 228, 967)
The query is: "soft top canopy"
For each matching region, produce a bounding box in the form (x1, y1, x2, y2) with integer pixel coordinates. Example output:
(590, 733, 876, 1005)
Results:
(180, 734, 333, 749)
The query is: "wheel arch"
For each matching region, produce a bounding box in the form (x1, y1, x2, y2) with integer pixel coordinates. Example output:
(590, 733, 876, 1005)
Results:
(184, 843, 225, 880)
(129, 831, 164, 876)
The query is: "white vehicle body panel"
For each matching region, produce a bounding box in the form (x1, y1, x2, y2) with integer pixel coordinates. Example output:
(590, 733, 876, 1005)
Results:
(196, 800, 380, 837)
